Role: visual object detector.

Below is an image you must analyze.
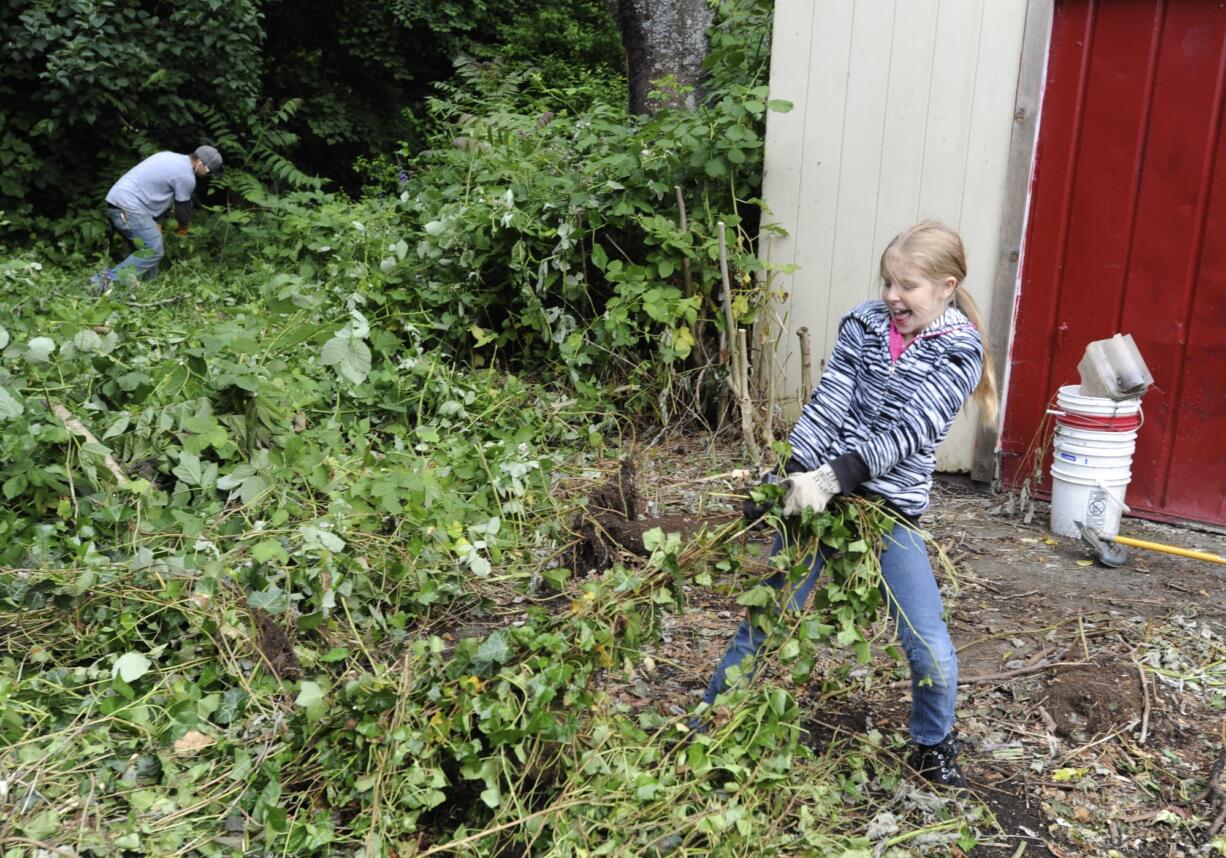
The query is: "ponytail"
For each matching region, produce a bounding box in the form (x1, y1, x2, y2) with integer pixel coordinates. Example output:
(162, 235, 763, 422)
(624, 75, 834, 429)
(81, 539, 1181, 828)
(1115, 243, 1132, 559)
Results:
(953, 288, 999, 427)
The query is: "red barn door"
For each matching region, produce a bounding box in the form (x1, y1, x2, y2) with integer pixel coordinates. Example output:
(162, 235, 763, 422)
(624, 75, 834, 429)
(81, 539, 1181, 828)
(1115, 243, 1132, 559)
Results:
(1001, 0, 1226, 527)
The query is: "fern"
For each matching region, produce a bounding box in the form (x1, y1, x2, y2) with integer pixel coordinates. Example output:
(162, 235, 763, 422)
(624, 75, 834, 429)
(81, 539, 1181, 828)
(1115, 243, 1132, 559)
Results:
(185, 97, 324, 204)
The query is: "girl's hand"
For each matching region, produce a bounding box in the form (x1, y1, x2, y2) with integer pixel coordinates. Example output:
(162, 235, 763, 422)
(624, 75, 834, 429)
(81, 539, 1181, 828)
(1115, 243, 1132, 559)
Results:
(781, 465, 841, 516)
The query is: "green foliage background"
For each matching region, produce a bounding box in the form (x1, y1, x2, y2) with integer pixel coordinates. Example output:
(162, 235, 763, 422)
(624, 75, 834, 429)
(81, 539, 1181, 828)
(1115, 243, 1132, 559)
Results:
(0, 0, 623, 240)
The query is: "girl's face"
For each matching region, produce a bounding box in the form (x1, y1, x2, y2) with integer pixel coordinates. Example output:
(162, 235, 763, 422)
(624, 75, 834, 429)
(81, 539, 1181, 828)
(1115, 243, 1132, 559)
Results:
(882, 265, 957, 338)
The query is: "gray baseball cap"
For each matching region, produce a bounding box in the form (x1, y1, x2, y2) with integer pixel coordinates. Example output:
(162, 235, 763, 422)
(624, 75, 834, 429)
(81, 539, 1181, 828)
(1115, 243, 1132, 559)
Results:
(194, 145, 223, 172)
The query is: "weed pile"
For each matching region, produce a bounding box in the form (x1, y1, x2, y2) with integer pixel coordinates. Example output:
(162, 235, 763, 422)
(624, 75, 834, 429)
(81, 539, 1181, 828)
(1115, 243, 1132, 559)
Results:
(0, 257, 983, 855)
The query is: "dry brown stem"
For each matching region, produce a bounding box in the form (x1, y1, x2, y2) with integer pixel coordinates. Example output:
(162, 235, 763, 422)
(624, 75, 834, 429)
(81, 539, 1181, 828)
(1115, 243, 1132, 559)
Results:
(46, 400, 128, 482)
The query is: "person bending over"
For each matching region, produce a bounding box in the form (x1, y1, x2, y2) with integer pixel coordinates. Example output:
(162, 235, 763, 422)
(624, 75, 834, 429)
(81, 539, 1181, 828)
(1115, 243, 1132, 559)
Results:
(90, 145, 221, 292)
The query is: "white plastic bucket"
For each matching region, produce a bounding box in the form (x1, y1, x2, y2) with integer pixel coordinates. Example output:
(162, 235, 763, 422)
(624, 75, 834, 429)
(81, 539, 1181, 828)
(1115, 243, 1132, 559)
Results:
(1049, 385, 1143, 539)
(1053, 430, 1135, 470)
(1054, 425, 1139, 446)
(1050, 455, 1132, 538)
(1056, 385, 1142, 416)
(1052, 448, 1133, 470)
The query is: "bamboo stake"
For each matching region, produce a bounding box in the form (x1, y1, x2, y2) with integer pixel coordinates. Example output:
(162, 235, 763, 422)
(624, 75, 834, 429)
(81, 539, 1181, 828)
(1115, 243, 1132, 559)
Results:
(797, 326, 813, 403)
(737, 328, 760, 464)
(763, 312, 777, 452)
(717, 222, 737, 376)
(717, 221, 738, 436)
(753, 235, 774, 403)
(674, 186, 693, 299)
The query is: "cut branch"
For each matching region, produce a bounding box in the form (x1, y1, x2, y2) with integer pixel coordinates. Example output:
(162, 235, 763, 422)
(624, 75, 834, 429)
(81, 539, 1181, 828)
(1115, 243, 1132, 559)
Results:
(46, 400, 128, 483)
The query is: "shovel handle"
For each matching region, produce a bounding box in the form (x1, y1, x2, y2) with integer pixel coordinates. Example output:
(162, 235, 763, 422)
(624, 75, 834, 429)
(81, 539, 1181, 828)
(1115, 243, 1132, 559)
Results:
(1109, 535, 1226, 565)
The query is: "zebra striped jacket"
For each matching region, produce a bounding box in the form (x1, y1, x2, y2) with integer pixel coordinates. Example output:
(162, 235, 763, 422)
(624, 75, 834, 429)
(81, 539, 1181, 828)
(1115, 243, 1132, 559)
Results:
(787, 300, 984, 517)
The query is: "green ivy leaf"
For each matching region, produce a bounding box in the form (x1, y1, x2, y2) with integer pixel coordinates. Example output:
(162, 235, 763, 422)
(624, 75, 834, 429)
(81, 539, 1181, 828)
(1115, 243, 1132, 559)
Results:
(251, 539, 288, 564)
(19, 809, 60, 841)
(736, 585, 776, 607)
(217, 464, 256, 491)
(300, 524, 344, 553)
(0, 387, 23, 420)
(474, 631, 510, 673)
(591, 243, 609, 271)
(248, 586, 288, 614)
(73, 329, 103, 353)
(102, 413, 130, 439)
(238, 475, 270, 506)
(113, 651, 152, 683)
(173, 452, 204, 486)
(25, 336, 55, 363)
(469, 324, 496, 347)
(321, 335, 371, 384)
(295, 680, 324, 708)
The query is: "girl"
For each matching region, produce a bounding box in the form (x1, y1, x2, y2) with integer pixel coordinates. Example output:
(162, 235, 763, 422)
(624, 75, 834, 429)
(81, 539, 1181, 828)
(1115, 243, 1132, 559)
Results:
(702, 220, 998, 788)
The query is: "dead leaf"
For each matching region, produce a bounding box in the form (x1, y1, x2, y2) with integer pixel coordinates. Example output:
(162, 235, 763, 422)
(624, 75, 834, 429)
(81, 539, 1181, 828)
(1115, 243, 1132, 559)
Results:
(1075, 559, 1094, 567)
(174, 730, 215, 754)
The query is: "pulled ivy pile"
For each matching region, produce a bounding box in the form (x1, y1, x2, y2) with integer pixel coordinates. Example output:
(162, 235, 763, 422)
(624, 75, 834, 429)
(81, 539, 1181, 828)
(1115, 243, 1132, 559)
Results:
(0, 256, 986, 855)
(0, 4, 987, 853)
(0, 182, 974, 858)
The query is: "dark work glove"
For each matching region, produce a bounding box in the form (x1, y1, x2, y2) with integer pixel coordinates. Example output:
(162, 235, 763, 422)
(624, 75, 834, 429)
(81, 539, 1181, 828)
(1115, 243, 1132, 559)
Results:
(742, 472, 783, 526)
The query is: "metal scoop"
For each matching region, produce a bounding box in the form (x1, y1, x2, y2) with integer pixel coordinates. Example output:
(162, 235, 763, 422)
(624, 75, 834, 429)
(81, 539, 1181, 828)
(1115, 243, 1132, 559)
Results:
(1076, 521, 1129, 567)
(1076, 520, 1226, 568)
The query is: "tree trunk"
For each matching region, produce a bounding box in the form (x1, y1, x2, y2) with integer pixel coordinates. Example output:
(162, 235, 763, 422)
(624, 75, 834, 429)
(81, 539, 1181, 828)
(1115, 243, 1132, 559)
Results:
(612, 0, 714, 115)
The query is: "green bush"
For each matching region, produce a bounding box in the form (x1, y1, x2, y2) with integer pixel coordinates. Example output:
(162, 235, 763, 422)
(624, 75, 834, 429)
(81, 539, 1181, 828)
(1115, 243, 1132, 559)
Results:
(238, 1, 784, 406)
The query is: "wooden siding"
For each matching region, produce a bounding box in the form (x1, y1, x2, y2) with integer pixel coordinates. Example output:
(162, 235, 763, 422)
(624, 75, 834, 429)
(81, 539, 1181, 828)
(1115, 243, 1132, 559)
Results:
(761, 0, 1030, 470)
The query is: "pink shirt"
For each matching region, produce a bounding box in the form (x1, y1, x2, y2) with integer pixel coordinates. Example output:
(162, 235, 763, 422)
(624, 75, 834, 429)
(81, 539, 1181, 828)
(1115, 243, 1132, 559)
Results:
(890, 316, 977, 362)
(889, 318, 908, 363)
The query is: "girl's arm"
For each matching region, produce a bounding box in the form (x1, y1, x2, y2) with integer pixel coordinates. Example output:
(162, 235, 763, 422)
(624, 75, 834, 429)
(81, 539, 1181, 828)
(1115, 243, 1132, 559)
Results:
(787, 316, 865, 470)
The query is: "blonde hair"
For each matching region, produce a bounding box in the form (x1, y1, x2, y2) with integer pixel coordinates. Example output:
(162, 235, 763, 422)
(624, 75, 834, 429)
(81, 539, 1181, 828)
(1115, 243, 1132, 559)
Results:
(879, 220, 999, 427)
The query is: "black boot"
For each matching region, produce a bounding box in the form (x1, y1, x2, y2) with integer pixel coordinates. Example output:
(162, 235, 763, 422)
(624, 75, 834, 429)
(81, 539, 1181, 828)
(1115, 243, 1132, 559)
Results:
(909, 732, 967, 788)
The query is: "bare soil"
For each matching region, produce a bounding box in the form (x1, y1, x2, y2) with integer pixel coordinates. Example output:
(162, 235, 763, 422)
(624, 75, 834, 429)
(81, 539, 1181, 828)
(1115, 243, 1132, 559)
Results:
(588, 436, 1226, 856)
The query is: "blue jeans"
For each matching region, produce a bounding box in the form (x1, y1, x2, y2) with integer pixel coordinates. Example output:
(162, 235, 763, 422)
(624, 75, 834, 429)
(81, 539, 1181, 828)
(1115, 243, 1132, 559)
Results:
(103, 208, 164, 281)
(702, 520, 957, 745)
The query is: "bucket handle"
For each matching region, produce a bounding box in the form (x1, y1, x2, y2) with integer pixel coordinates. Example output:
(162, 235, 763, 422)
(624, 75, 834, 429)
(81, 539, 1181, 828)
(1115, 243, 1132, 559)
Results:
(1045, 402, 1145, 430)
(1096, 480, 1132, 514)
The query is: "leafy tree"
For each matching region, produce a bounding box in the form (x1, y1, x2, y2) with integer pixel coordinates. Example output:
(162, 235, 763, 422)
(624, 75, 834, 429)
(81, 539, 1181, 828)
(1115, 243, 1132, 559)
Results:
(258, 0, 488, 188)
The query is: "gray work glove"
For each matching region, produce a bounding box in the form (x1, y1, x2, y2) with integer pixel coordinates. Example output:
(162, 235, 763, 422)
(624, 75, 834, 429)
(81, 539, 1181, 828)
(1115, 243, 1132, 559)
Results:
(781, 464, 841, 517)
